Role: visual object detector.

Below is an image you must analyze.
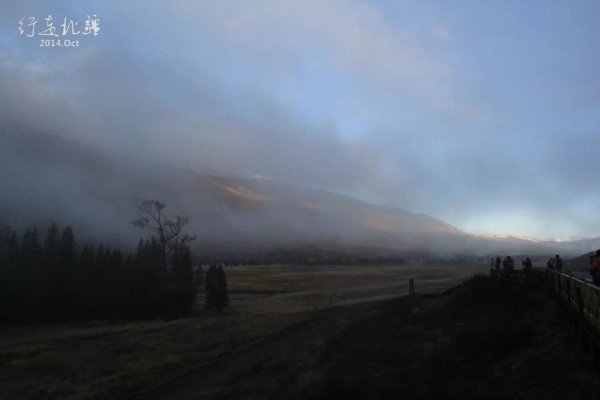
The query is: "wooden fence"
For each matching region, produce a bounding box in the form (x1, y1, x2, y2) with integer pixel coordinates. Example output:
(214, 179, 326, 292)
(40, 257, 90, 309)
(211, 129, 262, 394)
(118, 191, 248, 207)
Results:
(543, 269, 600, 369)
(547, 269, 600, 330)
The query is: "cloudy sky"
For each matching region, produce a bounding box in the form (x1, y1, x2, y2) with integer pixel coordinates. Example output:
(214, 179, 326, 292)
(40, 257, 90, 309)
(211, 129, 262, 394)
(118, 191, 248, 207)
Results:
(1, 0, 599, 240)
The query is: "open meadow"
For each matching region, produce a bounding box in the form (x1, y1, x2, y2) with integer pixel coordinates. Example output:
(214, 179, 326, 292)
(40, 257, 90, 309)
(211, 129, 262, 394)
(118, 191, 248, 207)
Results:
(227, 263, 485, 312)
(0, 264, 486, 399)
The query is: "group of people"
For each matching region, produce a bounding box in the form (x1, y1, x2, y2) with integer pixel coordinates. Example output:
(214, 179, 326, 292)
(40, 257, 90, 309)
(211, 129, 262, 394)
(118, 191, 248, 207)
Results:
(545, 251, 600, 287)
(492, 255, 533, 272)
(546, 251, 600, 287)
(489, 251, 600, 287)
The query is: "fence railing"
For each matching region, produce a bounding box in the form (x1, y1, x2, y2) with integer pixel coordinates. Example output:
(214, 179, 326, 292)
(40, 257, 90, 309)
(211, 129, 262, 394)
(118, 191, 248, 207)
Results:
(547, 268, 600, 331)
(493, 267, 600, 369)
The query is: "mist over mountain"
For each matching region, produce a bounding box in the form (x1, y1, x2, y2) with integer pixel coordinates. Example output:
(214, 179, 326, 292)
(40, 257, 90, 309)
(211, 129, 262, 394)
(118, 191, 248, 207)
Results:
(2, 0, 600, 243)
(2, 125, 598, 261)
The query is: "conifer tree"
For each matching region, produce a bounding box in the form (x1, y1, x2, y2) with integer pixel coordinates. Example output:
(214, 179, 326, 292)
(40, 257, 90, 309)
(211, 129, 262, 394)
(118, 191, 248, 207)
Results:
(20, 229, 43, 316)
(57, 225, 76, 317)
(205, 264, 218, 311)
(205, 264, 229, 314)
(43, 223, 59, 267)
(8, 232, 20, 268)
(170, 243, 196, 316)
(0, 220, 202, 323)
(0, 226, 11, 319)
(21, 229, 42, 270)
(216, 265, 229, 312)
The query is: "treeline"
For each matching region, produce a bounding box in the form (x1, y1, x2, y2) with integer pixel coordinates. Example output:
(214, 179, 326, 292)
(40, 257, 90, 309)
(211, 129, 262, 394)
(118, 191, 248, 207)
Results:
(0, 224, 198, 323)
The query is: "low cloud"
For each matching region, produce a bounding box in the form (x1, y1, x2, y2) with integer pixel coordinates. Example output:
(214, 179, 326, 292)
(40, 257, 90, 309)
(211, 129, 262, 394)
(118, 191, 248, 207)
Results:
(1, 0, 600, 241)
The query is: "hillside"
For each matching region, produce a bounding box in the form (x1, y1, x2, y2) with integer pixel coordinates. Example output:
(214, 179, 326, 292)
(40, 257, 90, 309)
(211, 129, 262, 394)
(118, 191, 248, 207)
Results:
(1, 126, 598, 259)
(569, 250, 597, 271)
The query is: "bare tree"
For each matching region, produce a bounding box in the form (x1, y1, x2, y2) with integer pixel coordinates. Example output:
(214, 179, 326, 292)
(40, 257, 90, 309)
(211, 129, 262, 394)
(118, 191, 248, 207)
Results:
(132, 200, 194, 267)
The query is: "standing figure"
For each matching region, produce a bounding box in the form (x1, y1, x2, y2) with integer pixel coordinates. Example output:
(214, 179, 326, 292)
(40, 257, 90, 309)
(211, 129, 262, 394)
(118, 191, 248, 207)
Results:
(554, 254, 563, 271)
(507, 256, 515, 270)
(523, 257, 533, 281)
(502, 256, 510, 271)
(495, 257, 501, 270)
(503, 256, 514, 271)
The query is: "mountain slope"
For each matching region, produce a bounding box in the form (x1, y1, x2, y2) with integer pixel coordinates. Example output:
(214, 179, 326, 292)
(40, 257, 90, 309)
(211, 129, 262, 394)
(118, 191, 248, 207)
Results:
(1, 125, 598, 259)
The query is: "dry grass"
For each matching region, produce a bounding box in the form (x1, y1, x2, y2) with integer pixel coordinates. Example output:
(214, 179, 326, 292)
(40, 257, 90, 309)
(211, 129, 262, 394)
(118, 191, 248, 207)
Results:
(0, 263, 484, 399)
(227, 263, 482, 313)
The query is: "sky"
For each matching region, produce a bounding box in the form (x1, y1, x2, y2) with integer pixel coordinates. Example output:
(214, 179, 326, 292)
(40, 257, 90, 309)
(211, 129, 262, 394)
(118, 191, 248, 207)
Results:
(1, 0, 600, 240)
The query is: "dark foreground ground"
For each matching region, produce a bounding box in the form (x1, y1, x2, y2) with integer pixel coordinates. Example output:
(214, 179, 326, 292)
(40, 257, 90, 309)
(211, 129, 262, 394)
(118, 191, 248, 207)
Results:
(302, 276, 600, 400)
(3, 272, 600, 399)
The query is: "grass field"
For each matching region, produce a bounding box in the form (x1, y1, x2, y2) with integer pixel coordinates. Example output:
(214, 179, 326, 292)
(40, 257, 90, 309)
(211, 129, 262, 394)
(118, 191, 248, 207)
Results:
(0, 263, 486, 399)
(227, 263, 485, 313)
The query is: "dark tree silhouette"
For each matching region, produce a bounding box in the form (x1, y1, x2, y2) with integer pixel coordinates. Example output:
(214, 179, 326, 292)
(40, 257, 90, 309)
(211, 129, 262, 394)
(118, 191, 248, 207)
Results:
(0, 219, 200, 324)
(132, 200, 194, 269)
(205, 265, 217, 311)
(8, 231, 19, 267)
(205, 264, 229, 314)
(21, 229, 42, 271)
(43, 223, 59, 267)
(133, 200, 198, 319)
(57, 225, 76, 315)
(20, 228, 43, 317)
(216, 265, 229, 311)
(170, 242, 196, 317)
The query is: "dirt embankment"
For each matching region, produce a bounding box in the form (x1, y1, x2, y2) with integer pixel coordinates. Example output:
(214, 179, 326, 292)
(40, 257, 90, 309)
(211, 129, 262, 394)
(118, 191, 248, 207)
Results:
(297, 276, 600, 400)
